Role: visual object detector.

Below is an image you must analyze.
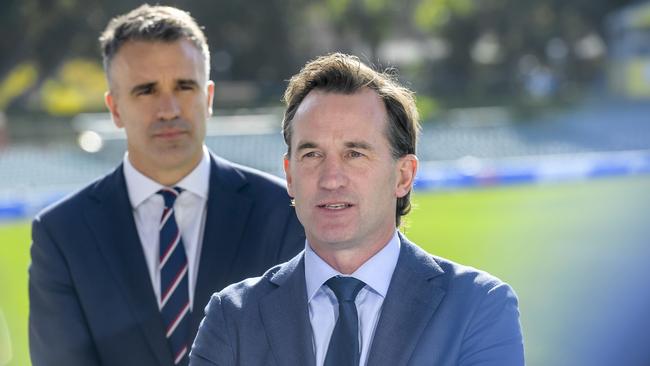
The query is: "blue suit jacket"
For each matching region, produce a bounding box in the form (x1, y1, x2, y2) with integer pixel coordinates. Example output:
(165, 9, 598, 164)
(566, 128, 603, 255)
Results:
(190, 235, 524, 366)
(29, 153, 305, 366)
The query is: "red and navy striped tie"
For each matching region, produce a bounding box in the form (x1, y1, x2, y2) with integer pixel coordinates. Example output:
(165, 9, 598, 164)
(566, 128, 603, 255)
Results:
(158, 187, 190, 366)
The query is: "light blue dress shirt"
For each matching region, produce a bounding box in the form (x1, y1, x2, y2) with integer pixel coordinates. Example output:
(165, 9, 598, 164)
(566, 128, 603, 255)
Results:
(304, 230, 401, 366)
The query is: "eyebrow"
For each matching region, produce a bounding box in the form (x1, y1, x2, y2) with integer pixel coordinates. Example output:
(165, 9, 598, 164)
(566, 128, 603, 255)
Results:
(295, 140, 374, 151)
(296, 142, 317, 151)
(128, 79, 200, 96)
(344, 141, 373, 151)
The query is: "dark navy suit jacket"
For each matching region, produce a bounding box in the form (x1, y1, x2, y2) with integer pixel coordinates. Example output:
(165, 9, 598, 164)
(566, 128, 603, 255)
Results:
(29, 153, 304, 366)
(190, 234, 524, 366)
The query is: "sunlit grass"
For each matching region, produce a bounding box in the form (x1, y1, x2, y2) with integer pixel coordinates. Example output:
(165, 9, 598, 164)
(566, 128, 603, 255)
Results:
(1, 175, 649, 365)
(408, 176, 650, 365)
(0, 221, 31, 366)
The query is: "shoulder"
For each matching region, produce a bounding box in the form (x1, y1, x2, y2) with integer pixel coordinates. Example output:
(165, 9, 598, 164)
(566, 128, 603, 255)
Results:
(34, 166, 120, 225)
(209, 154, 288, 197)
(421, 251, 524, 363)
(207, 248, 304, 315)
(231, 162, 286, 190)
(399, 238, 517, 305)
(212, 261, 286, 311)
(401, 237, 515, 296)
(433, 255, 517, 301)
(202, 262, 289, 332)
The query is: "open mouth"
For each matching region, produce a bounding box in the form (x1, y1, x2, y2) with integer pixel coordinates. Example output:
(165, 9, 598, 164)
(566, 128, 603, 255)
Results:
(318, 203, 353, 210)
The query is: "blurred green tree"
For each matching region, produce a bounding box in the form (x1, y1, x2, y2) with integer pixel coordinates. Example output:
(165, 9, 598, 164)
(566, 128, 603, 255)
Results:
(0, 0, 640, 113)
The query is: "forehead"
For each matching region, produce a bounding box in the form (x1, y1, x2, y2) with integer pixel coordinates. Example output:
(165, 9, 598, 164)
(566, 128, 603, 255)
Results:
(292, 88, 388, 141)
(108, 39, 206, 84)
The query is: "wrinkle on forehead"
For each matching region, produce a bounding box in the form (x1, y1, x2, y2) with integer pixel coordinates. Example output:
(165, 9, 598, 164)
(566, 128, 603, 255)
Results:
(107, 39, 207, 92)
(292, 88, 389, 148)
(296, 88, 385, 121)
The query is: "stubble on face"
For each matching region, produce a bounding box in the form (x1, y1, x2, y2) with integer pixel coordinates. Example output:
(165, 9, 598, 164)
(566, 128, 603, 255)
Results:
(285, 88, 403, 273)
(105, 39, 213, 185)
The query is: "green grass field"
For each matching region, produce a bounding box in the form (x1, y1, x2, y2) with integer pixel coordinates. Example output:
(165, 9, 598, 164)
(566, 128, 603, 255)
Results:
(0, 221, 30, 366)
(1, 175, 649, 365)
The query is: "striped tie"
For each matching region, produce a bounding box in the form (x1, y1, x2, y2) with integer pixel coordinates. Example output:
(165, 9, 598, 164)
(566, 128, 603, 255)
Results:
(158, 187, 190, 366)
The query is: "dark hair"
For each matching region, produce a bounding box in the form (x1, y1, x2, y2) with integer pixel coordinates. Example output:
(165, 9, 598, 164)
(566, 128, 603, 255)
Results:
(99, 4, 210, 79)
(282, 53, 420, 227)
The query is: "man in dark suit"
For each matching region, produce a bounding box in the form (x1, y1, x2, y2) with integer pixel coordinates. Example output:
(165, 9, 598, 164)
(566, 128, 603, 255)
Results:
(28, 5, 303, 366)
(190, 53, 525, 366)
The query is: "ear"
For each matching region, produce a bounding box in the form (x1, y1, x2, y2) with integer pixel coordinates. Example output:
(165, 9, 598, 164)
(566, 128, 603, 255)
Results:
(206, 80, 215, 115)
(283, 154, 294, 197)
(105, 91, 123, 128)
(395, 154, 418, 198)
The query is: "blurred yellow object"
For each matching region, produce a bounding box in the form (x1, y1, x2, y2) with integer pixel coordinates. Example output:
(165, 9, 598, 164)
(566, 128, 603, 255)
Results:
(625, 59, 650, 97)
(607, 2, 650, 99)
(0, 62, 38, 110)
(609, 59, 650, 98)
(41, 58, 107, 116)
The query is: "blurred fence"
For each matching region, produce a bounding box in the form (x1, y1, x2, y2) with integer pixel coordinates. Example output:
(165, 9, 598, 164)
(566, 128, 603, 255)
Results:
(2, 99, 650, 221)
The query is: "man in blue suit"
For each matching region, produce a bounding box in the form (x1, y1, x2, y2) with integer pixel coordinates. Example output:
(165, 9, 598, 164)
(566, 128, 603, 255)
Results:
(190, 53, 525, 366)
(28, 5, 304, 366)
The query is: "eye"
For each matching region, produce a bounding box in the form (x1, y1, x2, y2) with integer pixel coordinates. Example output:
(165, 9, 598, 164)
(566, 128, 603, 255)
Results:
(177, 81, 198, 91)
(346, 150, 365, 158)
(301, 151, 321, 159)
(135, 85, 154, 96)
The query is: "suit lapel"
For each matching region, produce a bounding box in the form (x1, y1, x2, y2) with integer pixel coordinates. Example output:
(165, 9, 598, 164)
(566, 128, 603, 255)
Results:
(366, 236, 446, 366)
(259, 254, 315, 366)
(191, 155, 253, 335)
(85, 166, 173, 365)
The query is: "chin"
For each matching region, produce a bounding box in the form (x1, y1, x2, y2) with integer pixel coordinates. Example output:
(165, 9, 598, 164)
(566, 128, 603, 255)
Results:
(313, 231, 356, 248)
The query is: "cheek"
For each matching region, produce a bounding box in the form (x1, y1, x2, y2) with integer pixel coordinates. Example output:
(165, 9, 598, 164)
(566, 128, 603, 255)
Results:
(288, 168, 315, 198)
(372, 169, 400, 198)
(190, 94, 210, 113)
(189, 102, 209, 130)
(126, 123, 149, 143)
(194, 102, 209, 118)
(121, 106, 149, 129)
(288, 173, 303, 197)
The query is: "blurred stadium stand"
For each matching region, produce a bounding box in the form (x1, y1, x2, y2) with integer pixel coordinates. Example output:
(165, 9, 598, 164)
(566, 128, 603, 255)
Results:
(1, 99, 650, 220)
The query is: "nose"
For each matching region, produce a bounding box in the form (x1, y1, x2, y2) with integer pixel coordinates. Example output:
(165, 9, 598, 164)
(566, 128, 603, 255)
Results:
(318, 156, 348, 191)
(156, 93, 181, 121)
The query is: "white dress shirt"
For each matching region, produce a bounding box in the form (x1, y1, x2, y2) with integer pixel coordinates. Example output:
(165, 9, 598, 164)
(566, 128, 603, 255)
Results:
(305, 230, 401, 366)
(123, 146, 210, 309)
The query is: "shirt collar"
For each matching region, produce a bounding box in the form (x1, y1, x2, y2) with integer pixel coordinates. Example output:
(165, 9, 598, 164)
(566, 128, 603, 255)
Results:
(123, 145, 211, 208)
(304, 230, 401, 302)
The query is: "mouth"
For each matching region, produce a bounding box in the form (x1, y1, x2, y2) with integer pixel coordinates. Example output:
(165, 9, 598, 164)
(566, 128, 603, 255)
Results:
(317, 203, 353, 210)
(153, 130, 187, 138)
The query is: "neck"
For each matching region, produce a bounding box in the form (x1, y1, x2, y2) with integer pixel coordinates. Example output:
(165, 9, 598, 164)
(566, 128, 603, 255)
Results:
(310, 229, 395, 275)
(149, 170, 191, 186)
(128, 155, 202, 187)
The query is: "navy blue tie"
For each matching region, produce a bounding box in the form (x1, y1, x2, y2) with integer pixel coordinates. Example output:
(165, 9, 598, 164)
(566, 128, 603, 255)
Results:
(324, 276, 366, 366)
(158, 187, 190, 366)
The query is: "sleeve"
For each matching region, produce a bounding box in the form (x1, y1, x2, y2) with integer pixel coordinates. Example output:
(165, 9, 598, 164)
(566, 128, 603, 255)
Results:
(28, 216, 101, 366)
(189, 293, 235, 366)
(458, 282, 525, 366)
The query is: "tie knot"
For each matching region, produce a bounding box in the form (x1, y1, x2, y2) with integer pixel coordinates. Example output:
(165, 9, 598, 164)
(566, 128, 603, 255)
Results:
(326, 276, 365, 303)
(157, 187, 183, 208)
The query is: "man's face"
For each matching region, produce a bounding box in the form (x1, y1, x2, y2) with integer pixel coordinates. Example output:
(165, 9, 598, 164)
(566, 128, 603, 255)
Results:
(284, 88, 416, 257)
(105, 39, 214, 183)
